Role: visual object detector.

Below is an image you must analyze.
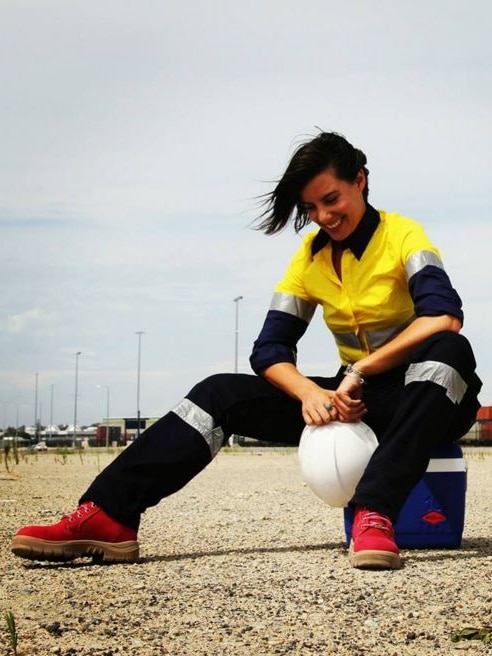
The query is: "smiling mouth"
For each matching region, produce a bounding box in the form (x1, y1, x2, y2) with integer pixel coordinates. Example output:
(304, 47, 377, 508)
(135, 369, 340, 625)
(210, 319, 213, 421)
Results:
(324, 217, 342, 230)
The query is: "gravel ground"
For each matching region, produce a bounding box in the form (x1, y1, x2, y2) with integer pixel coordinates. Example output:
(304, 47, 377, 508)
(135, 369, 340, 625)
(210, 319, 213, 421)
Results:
(1, 447, 492, 656)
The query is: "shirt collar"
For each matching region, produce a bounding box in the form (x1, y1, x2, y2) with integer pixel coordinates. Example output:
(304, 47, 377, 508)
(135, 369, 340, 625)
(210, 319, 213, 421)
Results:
(311, 204, 381, 260)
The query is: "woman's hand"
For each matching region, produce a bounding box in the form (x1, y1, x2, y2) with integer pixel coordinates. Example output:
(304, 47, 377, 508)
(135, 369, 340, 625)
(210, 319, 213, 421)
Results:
(332, 375, 367, 423)
(260, 362, 340, 426)
(299, 386, 339, 426)
(260, 361, 368, 426)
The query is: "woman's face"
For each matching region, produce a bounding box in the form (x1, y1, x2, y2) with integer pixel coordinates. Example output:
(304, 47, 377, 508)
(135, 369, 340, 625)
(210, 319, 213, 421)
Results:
(299, 168, 367, 241)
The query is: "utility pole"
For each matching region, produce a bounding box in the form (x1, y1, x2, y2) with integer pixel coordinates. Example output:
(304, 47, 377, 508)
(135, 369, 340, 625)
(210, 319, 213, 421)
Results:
(233, 296, 243, 373)
(34, 372, 39, 442)
(73, 352, 81, 448)
(136, 331, 145, 439)
(49, 383, 54, 444)
(231, 296, 244, 446)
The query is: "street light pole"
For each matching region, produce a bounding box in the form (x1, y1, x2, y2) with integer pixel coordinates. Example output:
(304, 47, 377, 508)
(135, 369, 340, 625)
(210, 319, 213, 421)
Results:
(34, 372, 39, 442)
(15, 404, 19, 453)
(231, 296, 244, 447)
(233, 296, 243, 373)
(97, 385, 111, 448)
(136, 331, 144, 439)
(49, 383, 54, 444)
(105, 386, 110, 448)
(73, 351, 81, 448)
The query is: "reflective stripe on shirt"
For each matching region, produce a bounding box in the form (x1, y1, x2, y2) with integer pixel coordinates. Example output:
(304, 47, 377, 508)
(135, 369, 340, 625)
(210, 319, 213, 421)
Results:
(405, 250, 443, 280)
(333, 319, 414, 355)
(333, 331, 362, 350)
(366, 317, 415, 351)
(269, 292, 317, 322)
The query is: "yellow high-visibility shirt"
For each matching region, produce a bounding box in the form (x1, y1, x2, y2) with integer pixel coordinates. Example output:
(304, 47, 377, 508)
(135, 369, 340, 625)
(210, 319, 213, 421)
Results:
(250, 206, 463, 371)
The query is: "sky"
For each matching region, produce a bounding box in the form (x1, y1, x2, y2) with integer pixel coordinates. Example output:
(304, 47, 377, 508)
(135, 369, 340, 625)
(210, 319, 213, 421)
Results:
(1, 0, 491, 428)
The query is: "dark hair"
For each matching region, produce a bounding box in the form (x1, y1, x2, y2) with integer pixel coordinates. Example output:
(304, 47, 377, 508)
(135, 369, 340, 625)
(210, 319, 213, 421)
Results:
(256, 131, 369, 235)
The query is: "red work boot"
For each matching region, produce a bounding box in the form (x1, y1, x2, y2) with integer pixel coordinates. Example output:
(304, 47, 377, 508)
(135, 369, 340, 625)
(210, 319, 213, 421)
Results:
(11, 502, 139, 563)
(349, 506, 402, 570)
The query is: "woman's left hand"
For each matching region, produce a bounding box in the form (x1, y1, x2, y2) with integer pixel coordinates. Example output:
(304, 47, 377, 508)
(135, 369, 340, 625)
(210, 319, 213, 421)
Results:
(332, 375, 367, 422)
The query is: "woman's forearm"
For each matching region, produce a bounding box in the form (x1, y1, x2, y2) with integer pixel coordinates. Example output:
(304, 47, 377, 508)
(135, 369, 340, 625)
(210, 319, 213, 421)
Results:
(261, 362, 321, 401)
(355, 314, 461, 378)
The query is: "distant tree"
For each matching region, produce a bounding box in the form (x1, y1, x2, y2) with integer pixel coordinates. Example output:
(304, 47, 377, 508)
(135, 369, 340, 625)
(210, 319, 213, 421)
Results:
(4, 426, 28, 439)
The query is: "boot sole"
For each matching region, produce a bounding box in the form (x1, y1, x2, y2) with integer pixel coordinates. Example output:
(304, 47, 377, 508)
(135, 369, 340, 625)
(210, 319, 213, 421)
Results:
(11, 535, 140, 563)
(348, 542, 402, 570)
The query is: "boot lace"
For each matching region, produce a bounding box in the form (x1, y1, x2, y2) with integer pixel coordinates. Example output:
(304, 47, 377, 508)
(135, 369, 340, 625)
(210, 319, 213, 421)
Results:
(360, 511, 393, 534)
(66, 501, 95, 523)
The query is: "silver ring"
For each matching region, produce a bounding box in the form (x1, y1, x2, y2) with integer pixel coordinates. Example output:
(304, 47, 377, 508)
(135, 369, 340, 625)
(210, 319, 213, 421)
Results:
(324, 402, 334, 412)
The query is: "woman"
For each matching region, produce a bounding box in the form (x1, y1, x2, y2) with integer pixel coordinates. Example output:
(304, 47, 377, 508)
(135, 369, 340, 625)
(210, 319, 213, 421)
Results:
(12, 132, 481, 570)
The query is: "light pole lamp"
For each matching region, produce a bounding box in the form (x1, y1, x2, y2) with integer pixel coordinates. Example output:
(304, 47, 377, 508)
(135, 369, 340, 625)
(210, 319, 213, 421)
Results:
(233, 296, 243, 373)
(73, 351, 81, 448)
(136, 331, 145, 439)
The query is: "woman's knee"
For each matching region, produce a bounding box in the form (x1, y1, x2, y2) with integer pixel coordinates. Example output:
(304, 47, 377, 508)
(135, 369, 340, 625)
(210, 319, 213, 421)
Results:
(410, 331, 477, 378)
(187, 373, 269, 409)
(189, 373, 236, 395)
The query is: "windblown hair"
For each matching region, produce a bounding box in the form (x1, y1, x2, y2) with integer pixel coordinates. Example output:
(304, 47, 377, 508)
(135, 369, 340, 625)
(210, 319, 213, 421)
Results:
(256, 131, 369, 235)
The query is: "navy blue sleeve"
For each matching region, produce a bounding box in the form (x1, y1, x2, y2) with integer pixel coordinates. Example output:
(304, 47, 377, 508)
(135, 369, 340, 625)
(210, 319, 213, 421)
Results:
(409, 265, 464, 323)
(249, 310, 310, 374)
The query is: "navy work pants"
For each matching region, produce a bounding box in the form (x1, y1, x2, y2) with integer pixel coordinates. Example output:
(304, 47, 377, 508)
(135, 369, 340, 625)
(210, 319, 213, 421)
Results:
(81, 331, 481, 528)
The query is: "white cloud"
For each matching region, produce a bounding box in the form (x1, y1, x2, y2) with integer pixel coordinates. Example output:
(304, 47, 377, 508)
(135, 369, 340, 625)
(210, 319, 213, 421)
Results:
(6, 308, 57, 334)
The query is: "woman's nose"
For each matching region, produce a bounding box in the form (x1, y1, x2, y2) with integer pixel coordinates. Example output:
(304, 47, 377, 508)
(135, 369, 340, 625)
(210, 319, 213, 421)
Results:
(317, 207, 333, 225)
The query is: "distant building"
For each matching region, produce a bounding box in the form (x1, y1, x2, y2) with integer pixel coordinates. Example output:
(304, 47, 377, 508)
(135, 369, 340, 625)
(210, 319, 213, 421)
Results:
(97, 416, 159, 442)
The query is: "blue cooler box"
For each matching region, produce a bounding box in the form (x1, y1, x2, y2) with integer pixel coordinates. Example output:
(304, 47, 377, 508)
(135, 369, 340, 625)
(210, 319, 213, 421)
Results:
(343, 444, 467, 548)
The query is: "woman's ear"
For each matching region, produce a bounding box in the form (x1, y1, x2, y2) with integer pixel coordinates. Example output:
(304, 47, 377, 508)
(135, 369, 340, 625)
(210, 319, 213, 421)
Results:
(355, 169, 366, 191)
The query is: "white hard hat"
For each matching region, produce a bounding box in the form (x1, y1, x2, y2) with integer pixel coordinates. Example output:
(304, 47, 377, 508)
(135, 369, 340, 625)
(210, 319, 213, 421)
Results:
(298, 421, 378, 507)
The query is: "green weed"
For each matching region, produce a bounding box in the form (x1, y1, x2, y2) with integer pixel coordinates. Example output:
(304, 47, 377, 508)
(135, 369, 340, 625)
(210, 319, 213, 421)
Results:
(450, 626, 492, 644)
(5, 611, 18, 655)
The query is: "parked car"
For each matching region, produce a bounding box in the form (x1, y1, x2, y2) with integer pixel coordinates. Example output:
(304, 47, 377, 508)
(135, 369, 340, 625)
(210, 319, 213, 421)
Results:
(32, 441, 48, 452)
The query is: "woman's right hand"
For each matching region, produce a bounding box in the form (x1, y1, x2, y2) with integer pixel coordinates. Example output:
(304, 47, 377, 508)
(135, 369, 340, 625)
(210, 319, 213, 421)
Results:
(261, 362, 341, 426)
(299, 386, 339, 426)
